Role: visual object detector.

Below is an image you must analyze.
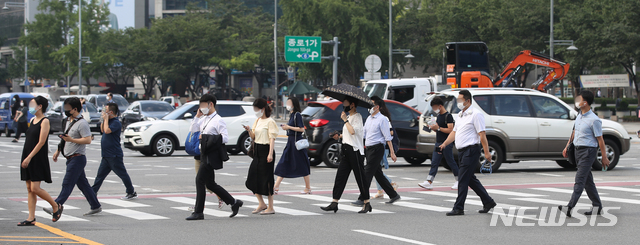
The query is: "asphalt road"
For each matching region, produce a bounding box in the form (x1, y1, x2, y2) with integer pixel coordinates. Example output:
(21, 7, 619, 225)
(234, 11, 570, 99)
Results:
(1, 133, 640, 245)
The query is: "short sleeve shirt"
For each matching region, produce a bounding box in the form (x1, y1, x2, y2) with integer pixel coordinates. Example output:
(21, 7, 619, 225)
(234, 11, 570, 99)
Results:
(436, 112, 454, 143)
(573, 110, 602, 147)
(63, 117, 92, 156)
(253, 118, 278, 144)
(101, 118, 123, 157)
(18, 107, 28, 122)
(452, 108, 485, 149)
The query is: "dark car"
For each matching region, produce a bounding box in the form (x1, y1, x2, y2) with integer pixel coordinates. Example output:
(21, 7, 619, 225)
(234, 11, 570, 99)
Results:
(46, 102, 101, 133)
(303, 99, 426, 168)
(209, 87, 250, 101)
(0, 93, 35, 137)
(121, 101, 174, 128)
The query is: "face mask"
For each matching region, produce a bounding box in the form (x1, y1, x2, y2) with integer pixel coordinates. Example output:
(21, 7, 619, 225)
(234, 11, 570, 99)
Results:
(457, 102, 466, 110)
(369, 107, 377, 115)
(343, 104, 350, 112)
(574, 102, 582, 109)
(255, 109, 263, 118)
(28, 107, 37, 114)
(433, 109, 441, 114)
(20, 102, 24, 107)
(200, 107, 210, 115)
(286, 105, 292, 112)
(64, 110, 73, 117)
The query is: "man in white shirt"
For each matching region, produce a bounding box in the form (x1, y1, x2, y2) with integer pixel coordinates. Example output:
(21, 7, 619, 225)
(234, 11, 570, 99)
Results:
(186, 95, 243, 220)
(439, 90, 496, 216)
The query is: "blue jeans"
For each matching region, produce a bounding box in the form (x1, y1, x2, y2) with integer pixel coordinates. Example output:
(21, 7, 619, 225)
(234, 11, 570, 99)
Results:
(428, 142, 459, 181)
(55, 155, 101, 210)
(92, 156, 135, 195)
(375, 149, 393, 190)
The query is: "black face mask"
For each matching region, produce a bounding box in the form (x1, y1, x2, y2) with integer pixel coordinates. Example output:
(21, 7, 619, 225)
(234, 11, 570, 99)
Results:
(64, 110, 73, 117)
(343, 104, 351, 112)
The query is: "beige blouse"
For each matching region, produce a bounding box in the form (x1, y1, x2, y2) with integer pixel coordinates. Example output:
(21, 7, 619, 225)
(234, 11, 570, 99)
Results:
(252, 117, 279, 144)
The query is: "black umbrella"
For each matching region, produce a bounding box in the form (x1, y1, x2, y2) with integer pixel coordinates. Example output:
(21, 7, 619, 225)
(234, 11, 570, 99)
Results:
(321, 83, 374, 108)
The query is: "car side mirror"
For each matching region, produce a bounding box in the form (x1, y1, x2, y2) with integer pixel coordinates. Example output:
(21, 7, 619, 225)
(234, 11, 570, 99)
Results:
(132, 107, 139, 113)
(569, 110, 578, 120)
(409, 117, 418, 127)
(183, 113, 193, 119)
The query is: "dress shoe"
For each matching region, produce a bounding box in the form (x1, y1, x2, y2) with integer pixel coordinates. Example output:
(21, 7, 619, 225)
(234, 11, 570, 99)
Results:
(446, 209, 464, 216)
(584, 206, 603, 216)
(351, 199, 364, 207)
(229, 200, 243, 218)
(320, 202, 339, 213)
(358, 202, 372, 214)
(185, 212, 204, 220)
(558, 205, 572, 217)
(385, 195, 401, 204)
(478, 202, 497, 213)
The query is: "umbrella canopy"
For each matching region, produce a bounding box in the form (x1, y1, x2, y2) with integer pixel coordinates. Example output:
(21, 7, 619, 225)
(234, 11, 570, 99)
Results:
(321, 83, 374, 108)
(288, 81, 322, 95)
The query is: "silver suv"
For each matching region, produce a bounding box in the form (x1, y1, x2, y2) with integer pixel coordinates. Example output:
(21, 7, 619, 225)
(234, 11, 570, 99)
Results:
(416, 88, 631, 172)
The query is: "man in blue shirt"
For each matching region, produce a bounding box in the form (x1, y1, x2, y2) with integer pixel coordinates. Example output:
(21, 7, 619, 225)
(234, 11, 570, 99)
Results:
(559, 90, 609, 217)
(92, 103, 137, 200)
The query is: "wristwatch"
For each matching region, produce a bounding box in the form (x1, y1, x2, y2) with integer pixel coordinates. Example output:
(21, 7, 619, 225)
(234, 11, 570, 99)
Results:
(437, 127, 441, 131)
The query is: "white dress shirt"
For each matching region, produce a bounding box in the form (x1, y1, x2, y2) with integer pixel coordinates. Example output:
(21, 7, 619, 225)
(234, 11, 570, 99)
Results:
(190, 111, 228, 144)
(452, 107, 485, 149)
(342, 112, 365, 155)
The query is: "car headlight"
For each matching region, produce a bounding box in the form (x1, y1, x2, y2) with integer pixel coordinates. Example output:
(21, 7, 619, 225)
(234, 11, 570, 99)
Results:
(142, 116, 157, 121)
(127, 124, 152, 132)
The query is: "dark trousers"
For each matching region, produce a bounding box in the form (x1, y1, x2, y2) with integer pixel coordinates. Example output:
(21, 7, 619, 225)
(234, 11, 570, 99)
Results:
(92, 156, 135, 195)
(453, 144, 494, 211)
(195, 162, 235, 214)
(428, 142, 460, 181)
(568, 147, 602, 208)
(55, 155, 101, 210)
(362, 144, 398, 200)
(332, 144, 368, 200)
(14, 121, 27, 139)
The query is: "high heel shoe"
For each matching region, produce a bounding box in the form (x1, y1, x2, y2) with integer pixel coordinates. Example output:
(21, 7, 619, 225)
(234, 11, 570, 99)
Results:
(320, 202, 339, 213)
(358, 202, 372, 213)
(300, 188, 311, 194)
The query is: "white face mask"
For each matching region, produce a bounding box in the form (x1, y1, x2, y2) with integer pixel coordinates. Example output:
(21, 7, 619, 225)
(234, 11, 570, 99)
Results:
(574, 102, 582, 109)
(200, 107, 210, 115)
(286, 105, 292, 112)
(255, 109, 264, 118)
(20, 101, 24, 107)
(433, 108, 441, 114)
(457, 101, 466, 110)
(369, 107, 377, 115)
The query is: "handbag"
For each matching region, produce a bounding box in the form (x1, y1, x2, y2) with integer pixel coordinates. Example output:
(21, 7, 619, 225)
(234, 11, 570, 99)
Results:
(185, 131, 201, 156)
(247, 120, 258, 158)
(566, 125, 576, 165)
(294, 113, 309, 150)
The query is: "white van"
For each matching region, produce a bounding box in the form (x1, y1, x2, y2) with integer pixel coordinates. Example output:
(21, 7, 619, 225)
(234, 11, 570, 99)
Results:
(363, 76, 439, 112)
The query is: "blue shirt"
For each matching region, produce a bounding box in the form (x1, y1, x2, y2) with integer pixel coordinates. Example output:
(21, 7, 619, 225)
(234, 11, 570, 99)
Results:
(101, 118, 123, 157)
(573, 110, 602, 148)
(363, 112, 392, 147)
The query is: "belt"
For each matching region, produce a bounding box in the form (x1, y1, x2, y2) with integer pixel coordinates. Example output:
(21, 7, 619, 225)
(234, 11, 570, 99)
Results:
(575, 146, 596, 150)
(64, 153, 82, 160)
(458, 144, 480, 152)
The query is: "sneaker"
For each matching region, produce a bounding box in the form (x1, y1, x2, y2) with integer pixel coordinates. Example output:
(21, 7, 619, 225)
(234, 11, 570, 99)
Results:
(84, 207, 102, 216)
(121, 192, 138, 200)
(351, 200, 364, 207)
(451, 181, 459, 190)
(418, 181, 433, 190)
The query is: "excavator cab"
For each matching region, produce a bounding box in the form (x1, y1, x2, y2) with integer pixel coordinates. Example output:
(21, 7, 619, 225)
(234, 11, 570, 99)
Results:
(444, 42, 492, 88)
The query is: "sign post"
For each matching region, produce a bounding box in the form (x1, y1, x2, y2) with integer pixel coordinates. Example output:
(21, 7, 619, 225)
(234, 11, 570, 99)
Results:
(285, 36, 340, 86)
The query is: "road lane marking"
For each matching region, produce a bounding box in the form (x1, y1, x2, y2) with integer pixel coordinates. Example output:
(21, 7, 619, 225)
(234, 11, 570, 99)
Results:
(413, 191, 478, 198)
(486, 189, 546, 197)
(171, 206, 247, 218)
(530, 188, 592, 197)
(24, 201, 80, 210)
(353, 230, 435, 245)
(99, 199, 150, 208)
(218, 173, 239, 177)
(102, 209, 169, 220)
(598, 186, 640, 193)
(391, 201, 450, 212)
(510, 198, 590, 207)
(444, 199, 542, 221)
(24, 211, 88, 222)
(245, 205, 321, 216)
(35, 222, 103, 245)
(233, 195, 290, 204)
(535, 173, 564, 177)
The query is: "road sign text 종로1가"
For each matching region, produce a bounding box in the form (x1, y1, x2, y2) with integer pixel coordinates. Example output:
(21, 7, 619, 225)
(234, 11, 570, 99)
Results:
(285, 36, 322, 63)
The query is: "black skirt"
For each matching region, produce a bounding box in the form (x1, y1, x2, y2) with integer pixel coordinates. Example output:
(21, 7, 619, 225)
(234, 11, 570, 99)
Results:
(245, 144, 275, 195)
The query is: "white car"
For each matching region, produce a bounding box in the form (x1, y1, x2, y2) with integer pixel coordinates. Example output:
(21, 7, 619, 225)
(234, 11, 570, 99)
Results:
(123, 101, 257, 156)
(416, 88, 631, 172)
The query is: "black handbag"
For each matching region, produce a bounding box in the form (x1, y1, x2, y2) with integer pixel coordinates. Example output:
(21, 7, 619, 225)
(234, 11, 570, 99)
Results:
(566, 125, 576, 164)
(247, 120, 257, 158)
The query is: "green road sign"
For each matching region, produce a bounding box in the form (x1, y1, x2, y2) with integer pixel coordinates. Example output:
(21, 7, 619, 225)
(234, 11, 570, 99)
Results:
(284, 36, 322, 63)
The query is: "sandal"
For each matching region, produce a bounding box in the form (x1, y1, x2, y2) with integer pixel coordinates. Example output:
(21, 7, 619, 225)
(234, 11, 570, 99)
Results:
(373, 190, 384, 199)
(252, 206, 268, 214)
(300, 188, 312, 195)
(17, 219, 36, 226)
(273, 187, 279, 195)
(52, 203, 63, 222)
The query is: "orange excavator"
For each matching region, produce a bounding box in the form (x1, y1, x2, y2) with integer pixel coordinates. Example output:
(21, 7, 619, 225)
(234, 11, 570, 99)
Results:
(444, 42, 570, 91)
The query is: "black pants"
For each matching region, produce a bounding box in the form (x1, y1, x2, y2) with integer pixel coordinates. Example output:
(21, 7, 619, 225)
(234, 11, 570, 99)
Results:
(361, 144, 398, 200)
(194, 162, 235, 214)
(332, 144, 368, 200)
(453, 144, 494, 211)
(568, 147, 602, 208)
(15, 121, 27, 139)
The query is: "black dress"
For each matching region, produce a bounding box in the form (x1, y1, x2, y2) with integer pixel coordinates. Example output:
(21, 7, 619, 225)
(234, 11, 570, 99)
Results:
(20, 117, 52, 183)
(274, 112, 310, 178)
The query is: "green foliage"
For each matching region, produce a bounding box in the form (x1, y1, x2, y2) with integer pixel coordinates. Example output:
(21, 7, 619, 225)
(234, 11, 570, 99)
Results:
(617, 100, 629, 111)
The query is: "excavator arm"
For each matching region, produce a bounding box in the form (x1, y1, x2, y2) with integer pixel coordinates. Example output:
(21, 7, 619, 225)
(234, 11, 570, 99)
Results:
(492, 50, 570, 91)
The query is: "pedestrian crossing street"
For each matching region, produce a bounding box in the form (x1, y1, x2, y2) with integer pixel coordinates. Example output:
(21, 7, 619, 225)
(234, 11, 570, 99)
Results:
(5, 184, 640, 222)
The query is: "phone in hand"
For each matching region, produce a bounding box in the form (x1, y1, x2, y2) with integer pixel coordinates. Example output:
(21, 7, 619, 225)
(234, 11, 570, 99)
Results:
(58, 134, 66, 139)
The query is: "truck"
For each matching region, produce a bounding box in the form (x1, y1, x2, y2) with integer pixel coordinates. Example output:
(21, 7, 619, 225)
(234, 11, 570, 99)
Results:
(363, 76, 440, 112)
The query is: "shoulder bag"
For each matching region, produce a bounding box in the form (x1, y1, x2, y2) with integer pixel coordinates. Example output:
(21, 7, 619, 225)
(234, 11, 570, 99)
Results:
(294, 112, 309, 150)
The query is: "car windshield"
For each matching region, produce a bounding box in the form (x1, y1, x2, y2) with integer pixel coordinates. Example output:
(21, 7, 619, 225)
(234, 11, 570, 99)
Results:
(84, 103, 98, 113)
(162, 104, 195, 120)
(363, 83, 387, 99)
(142, 103, 174, 112)
(301, 105, 323, 117)
(97, 95, 129, 108)
(423, 95, 457, 116)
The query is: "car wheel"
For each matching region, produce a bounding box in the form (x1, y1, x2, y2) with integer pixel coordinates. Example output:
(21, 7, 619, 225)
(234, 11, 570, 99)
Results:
(5, 126, 12, 137)
(239, 133, 251, 155)
(404, 156, 427, 165)
(556, 160, 576, 169)
(592, 139, 619, 170)
(309, 157, 322, 166)
(140, 150, 154, 156)
(322, 140, 341, 168)
(478, 140, 503, 172)
(152, 134, 175, 156)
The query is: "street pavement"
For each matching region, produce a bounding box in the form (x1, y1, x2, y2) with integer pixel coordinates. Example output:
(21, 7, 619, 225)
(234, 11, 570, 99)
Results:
(1, 130, 640, 245)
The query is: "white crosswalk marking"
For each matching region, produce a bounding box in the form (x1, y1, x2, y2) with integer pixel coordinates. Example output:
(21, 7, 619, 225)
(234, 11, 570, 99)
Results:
(413, 191, 478, 198)
(311, 204, 394, 214)
(24, 211, 88, 222)
(288, 194, 341, 202)
(597, 197, 640, 205)
(530, 187, 593, 196)
(171, 206, 247, 218)
(486, 189, 547, 197)
(245, 205, 321, 216)
(233, 195, 290, 204)
(160, 196, 216, 206)
(103, 209, 169, 220)
(391, 201, 451, 212)
(447, 199, 542, 221)
(510, 197, 590, 207)
(100, 199, 150, 208)
(0, 207, 5, 210)
(598, 186, 640, 193)
(23, 201, 80, 210)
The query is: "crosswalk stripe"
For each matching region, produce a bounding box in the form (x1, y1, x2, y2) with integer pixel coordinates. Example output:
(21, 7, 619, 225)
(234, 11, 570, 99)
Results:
(391, 201, 451, 212)
(160, 197, 217, 206)
(24, 201, 80, 210)
(598, 186, 640, 193)
(510, 198, 590, 207)
(486, 189, 546, 197)
(597, 197, 640, 205)
(234, 195, 290, 204)
(530, 187, 594, 196)
(100, 199, 150, 208)
(287, 194, 339, 203)
(245, 205, 321, 216)
(171, 207, 247, 218)
(413, 191, 479, 198)
(311, 204, 394, 214)
(0, 207, 5, 210)
(102, 209, 169, 220)
(445, 199, 542, 221)
(24, 211, 88, 222)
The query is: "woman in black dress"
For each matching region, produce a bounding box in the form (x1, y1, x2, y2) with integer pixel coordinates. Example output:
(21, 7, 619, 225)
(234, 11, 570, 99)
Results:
(273, 97, 311, 194)
(18, 96, 61, 226)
